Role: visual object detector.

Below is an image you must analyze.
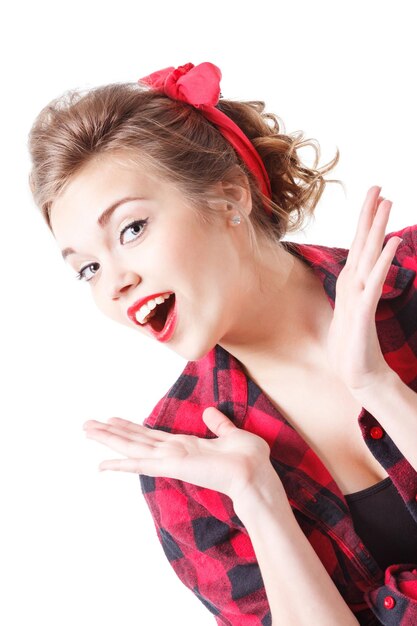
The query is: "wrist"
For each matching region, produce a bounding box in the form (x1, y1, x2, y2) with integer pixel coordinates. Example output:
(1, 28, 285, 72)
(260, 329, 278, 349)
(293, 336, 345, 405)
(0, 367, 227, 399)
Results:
(349, 367, 400, 403)
(232, 465, 291, 520)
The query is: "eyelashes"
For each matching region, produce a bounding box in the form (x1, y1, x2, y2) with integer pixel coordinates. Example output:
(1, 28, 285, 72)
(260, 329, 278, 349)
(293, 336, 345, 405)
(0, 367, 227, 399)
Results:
(75, 262, 99, 282)
(119, 218, 148, 245)
(75, 218, 149, 282)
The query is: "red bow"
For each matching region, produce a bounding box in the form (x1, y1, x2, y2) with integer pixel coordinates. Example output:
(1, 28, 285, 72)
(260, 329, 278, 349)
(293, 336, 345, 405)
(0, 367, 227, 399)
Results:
(139, 62, 222, 108)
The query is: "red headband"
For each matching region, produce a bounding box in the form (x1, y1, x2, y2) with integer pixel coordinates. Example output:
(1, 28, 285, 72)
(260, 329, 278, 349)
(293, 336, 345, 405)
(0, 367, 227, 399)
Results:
(138, 62, 272, 215)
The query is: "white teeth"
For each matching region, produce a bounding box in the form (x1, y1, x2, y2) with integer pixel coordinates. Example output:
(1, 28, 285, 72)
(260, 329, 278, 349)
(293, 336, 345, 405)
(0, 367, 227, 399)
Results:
(135, 306, 154, 324)
(134, 293, 173, 325)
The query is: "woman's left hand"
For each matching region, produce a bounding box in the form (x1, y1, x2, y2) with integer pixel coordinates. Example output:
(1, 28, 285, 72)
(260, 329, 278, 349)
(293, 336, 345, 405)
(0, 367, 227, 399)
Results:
(325, 185, 402, 396)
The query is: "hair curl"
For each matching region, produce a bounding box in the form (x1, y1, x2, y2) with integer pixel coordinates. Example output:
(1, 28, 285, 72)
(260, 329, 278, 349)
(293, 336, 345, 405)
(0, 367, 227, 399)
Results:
(28, 81, 342, 258)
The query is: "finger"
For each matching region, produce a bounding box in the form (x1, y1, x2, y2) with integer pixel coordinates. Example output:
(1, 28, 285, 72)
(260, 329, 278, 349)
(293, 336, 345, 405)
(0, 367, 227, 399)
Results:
(363, 236, 402, 304)
(84, 421, 152, 443)
(83, 419, 107, 429)
(347, 186, 381, 267)
(99, 455, 189, 479)
(106, 417, 144, 429)
(83, 419, 169, 443)
(85, 425, 196, 461)
(99, 458, 141, 472)
(98, 458, 165, 475)
(106, 418, 173, 441)
(374, 196, 385, 218)
(85, 427, 154, 457)
(202, 407, 236, 437)
(83, 418, 139, 429)
(83, 418, 139, 430)
(357, 199, 393, 279)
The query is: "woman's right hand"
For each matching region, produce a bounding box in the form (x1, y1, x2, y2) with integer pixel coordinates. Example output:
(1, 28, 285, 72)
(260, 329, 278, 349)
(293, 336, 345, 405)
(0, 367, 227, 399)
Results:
(83, 406, 286, 505)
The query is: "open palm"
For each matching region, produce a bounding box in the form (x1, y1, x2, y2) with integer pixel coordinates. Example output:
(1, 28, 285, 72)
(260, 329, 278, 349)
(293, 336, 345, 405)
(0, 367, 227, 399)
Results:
(83, 407, 277, 503)
(325, 185, 402, 394)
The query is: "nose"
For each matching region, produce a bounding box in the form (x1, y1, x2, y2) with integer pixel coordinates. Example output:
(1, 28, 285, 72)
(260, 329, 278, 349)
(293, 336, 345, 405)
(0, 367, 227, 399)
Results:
(107, 269, 141, 300)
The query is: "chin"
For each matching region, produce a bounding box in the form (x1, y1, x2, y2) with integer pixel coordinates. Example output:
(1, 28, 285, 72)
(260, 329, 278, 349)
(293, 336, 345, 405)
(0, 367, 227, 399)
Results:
(171, 338, 218, 363)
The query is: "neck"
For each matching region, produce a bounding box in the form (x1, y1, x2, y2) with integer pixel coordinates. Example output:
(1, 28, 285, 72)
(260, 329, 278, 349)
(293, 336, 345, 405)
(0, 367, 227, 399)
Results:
(218, 240, 333, 374)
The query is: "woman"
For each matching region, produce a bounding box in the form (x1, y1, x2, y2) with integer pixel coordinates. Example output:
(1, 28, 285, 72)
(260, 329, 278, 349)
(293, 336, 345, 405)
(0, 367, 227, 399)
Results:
(28, 62, 417, 625)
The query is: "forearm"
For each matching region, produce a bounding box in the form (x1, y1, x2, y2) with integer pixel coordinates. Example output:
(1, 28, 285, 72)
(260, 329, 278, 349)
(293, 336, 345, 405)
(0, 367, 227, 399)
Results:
(355, 370, 417, 472)
(233, 471, 359, 626)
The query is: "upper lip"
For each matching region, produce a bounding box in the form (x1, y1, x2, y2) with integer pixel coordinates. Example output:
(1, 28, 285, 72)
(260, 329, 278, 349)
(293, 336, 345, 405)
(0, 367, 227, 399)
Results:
(127, 292, 174, 324)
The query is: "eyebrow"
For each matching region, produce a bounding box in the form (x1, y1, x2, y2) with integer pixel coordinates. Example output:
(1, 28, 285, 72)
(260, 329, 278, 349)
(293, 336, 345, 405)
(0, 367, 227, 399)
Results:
(61, 196, 146, 260)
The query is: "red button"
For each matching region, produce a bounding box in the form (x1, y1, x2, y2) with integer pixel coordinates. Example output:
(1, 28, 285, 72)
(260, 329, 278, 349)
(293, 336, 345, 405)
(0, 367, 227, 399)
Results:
(370, 426, 384, 439)
(383, 595, 396, 610)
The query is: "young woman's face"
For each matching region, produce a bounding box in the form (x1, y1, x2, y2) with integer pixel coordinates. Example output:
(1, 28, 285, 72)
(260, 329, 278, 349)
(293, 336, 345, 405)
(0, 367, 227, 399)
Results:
(50, 155, 251, 361)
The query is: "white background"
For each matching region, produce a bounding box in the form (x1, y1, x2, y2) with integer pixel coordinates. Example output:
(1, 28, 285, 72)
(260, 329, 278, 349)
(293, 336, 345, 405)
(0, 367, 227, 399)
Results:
(2, 1, 415, 624)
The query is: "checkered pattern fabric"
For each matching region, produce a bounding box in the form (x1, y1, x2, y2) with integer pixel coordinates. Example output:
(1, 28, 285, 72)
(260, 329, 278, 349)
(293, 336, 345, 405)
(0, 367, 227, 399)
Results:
(139, 225, 417, 625)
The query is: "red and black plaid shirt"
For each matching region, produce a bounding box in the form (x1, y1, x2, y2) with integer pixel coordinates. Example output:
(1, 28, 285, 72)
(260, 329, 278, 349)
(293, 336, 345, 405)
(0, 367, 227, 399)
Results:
(139, 224, 417, 626)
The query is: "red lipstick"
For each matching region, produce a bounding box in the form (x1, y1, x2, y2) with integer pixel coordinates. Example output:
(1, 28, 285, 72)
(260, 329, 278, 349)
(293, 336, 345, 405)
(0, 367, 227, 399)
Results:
(127, 292, 177, 343)
(127, 292, 171, 324)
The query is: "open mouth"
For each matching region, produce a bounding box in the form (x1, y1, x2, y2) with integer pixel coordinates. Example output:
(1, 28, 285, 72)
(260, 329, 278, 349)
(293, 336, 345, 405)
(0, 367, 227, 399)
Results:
(146, 293, 176, 332)
(128, 292, 177, 343)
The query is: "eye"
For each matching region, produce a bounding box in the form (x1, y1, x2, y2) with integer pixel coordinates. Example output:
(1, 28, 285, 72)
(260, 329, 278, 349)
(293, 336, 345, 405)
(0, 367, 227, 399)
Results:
(120, 219, 148, 244)
(75, 262, 100, 282)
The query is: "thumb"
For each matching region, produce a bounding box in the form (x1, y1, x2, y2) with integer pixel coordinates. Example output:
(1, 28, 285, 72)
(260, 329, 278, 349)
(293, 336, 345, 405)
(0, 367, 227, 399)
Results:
(202, 407, 236, 437)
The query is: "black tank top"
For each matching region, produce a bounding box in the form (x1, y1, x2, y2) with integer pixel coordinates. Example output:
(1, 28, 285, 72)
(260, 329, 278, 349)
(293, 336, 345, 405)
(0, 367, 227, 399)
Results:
(345, 477, 417, 571)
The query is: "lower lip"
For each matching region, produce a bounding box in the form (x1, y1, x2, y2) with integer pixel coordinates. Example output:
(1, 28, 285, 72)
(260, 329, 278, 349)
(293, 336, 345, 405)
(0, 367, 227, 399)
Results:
(147, 295, 177, 343)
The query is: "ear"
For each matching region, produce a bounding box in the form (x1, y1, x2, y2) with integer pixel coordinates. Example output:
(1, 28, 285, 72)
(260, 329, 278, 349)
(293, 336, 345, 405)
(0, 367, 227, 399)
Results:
(209, 169, 253, 217)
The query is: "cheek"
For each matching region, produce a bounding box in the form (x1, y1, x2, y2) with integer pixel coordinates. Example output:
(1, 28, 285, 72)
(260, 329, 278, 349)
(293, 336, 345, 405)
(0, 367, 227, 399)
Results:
(91, 289, 119, 322)
(154, 230, 207, 276)
(168, 220, 226, 265)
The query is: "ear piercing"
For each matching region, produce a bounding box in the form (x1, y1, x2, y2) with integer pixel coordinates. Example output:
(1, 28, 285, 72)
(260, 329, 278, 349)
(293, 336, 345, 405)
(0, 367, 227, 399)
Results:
(230, 214, 241, 226)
